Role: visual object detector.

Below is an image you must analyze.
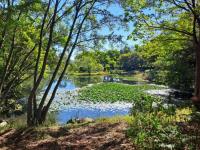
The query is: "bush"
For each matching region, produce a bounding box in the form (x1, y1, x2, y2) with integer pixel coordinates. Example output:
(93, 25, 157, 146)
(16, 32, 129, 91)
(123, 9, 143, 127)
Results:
(127, 112, 185, 149)
(0, 99, 24, 117)
(131, 94, 161, 115)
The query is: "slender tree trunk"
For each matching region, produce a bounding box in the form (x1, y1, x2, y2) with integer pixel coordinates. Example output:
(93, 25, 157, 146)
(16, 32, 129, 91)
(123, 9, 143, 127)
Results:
(0, 11, 21, 98)
(191, 10, 200, 109)
(36, 3, 81, 119)
(31, 0, 51, 126)
(37, 1, 96, 123)
(0, 0, 11, 51)
(0, 24, 17, 97)
(27, 0, 58, 126)
(195, 48, 200, 97)
(192, 44, 200, 109)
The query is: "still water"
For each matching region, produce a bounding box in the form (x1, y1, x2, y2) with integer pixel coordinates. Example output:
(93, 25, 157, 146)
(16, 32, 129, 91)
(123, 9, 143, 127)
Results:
(46, 75, 135, 124)
(43, 75, 191, 124)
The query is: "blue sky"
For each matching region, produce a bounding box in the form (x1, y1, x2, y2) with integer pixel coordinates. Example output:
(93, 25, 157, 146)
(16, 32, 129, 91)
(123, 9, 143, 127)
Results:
(57, 1, 139, 58)
(102, 3, 136, 49)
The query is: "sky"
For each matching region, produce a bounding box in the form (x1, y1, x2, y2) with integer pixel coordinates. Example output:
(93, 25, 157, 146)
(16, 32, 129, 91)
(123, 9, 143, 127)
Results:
(101, 3, 136, 49)
(57, 1, 140, 58)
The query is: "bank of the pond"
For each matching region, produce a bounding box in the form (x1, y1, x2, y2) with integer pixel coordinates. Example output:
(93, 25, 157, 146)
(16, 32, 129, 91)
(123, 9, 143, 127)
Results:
(0, 118, 135, 149)
(1, 107, 199, 149)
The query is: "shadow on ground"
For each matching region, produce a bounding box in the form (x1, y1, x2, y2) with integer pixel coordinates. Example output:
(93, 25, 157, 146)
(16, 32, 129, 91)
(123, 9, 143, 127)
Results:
(0, 122, 135, 150)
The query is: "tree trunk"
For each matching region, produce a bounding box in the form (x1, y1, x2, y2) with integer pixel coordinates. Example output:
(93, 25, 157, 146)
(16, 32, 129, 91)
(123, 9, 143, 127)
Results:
(35, 1, 96, 124)
(192, 44, 200, 109)
(27, 0, 58, 126)
(36, 4, 80, 118)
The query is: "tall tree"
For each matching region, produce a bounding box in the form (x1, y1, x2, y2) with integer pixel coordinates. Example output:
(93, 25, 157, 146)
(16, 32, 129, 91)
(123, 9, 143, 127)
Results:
(0, 0, 42, 116)
(122, 0, 200, 107)
(27, 0, 122, 126)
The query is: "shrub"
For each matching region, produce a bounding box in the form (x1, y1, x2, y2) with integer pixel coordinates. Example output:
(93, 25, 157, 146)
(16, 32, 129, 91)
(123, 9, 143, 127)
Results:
(127, 112, 185, 149)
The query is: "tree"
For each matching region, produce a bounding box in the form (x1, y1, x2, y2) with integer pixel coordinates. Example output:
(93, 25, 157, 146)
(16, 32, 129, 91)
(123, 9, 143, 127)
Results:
(71, 49, 121, 73)
(119, 52, 146, 71)
(137, 33, 195, 90)
(26, 0, 122, 126)
(73, 51, 104, 74)
(95, 50, 109, 71)
(122, 0, 200, 106)
(0, 0, 42, 116)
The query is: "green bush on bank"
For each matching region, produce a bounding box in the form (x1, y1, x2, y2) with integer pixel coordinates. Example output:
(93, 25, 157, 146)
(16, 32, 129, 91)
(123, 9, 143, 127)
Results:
(77, 82, 199, 149)
(128, 105, 199, 149)
(127, 112, 184, 149)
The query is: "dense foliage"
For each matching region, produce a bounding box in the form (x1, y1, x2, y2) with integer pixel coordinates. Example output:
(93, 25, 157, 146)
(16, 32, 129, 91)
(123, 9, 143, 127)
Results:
(0, 0, 126, 125)
(70, 49, 147, 74)
(136, 34, 195, 90)
(71, 36, 195, 91)
(0, 1, 59, 117)
(121, 0, 200, 102)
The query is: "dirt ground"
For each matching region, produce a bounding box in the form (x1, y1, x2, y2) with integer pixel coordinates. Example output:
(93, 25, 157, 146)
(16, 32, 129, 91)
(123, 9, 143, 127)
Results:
(0, 122, 135, 150)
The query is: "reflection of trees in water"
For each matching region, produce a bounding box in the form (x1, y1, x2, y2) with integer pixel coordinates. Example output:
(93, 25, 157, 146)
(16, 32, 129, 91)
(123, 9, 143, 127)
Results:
(45, 75, 145, 91)
(57, 76, 73, 88)
(103, 76, 121, 82)
(72, 76, 102, 87)
(103, 76, 114, 82)
(59, 80, 69, 88)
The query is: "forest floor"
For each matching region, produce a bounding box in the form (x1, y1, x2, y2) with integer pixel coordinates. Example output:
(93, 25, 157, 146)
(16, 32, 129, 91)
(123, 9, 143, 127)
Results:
(0, 121, 135, 150)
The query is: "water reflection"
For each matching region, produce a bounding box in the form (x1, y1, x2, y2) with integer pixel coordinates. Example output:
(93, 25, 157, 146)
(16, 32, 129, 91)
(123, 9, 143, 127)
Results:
(46, 75, 141, 123)
(48, 75, 146, 92)
(57, 101, 132, 124)
(48, 75, 121, 92)
(46, 75, 192, 123)
(103, 76, 120, 82)
(72, 76, 103, 87)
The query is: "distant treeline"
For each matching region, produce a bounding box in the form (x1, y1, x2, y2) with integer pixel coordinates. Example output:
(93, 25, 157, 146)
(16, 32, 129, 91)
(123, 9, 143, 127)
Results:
(70, 40, 195, 91)
(69, 48, 147, 74)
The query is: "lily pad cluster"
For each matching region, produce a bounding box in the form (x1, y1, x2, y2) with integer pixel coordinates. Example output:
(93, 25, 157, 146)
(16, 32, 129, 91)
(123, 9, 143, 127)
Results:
(78, 83, 161, 103)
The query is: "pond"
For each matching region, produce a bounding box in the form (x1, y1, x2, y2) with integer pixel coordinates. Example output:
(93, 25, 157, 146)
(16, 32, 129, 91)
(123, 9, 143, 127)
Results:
(43, 75, 136, 124)
(43, 75, 192, 124)
(45, 75, 146, 92)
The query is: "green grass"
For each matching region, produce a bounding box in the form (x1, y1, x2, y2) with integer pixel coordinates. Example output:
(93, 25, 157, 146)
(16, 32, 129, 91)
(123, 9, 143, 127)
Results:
(78, 82, 162, 102)
(96, 115, 133, 124)
(0, 112, 58, 134)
